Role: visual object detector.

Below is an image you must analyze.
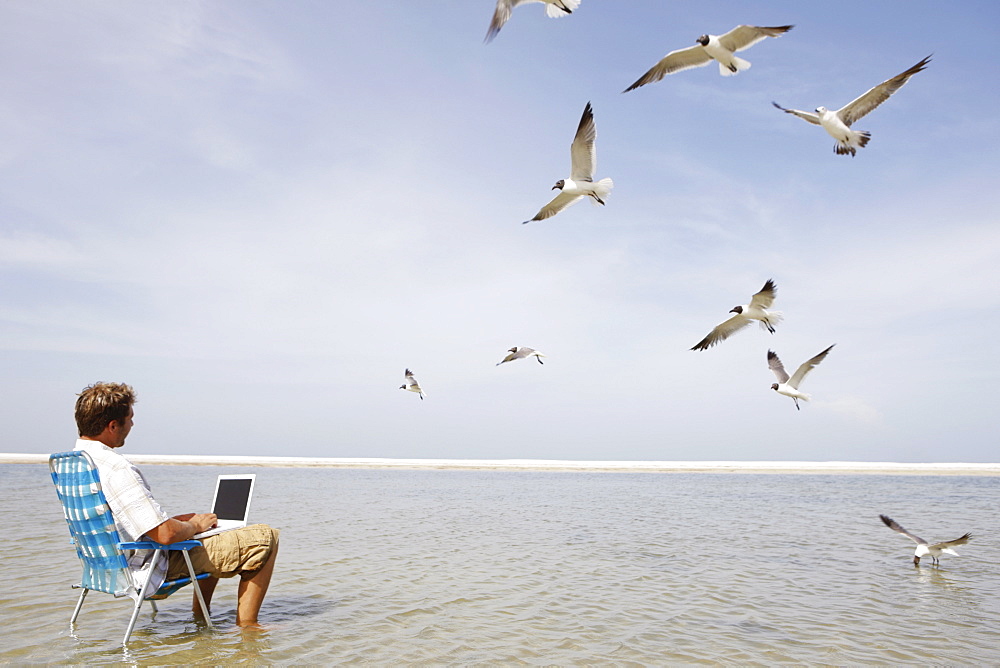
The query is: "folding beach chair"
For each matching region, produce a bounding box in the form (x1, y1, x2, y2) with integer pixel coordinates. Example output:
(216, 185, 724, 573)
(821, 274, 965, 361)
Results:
(49, 450, 214, 646)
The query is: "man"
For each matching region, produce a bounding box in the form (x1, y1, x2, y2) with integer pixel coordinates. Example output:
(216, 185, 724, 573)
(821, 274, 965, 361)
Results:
(72, 382, 279, 628)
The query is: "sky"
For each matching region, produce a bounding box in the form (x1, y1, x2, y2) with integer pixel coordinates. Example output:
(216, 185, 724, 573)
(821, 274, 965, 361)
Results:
(2, 1, 999, 462)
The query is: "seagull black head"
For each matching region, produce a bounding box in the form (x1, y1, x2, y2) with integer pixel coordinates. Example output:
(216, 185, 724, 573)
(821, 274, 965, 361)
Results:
(399, 384, 406, 390)
(730, 305, 744, 314)
(770, 383, 780, 391)
(552, 179, 565, 191)
(696, 34, 709, 46)
(508, 346, 518, 353)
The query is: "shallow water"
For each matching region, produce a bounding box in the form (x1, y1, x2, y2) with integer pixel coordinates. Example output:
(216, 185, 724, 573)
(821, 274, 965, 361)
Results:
(3, 463, 999, 664)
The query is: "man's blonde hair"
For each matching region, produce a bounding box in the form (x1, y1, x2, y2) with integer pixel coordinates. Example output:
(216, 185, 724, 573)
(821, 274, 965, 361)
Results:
(75, 382, 137, 437)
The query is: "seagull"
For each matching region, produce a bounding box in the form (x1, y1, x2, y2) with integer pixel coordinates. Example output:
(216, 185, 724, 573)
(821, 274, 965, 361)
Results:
(523, 102, 613, 224)
(623, 24, 793, 91)
(691, 279, 782, 351)
(772, 55, 931, 156)
(497, 346, 546, 366)
(880, 515, 972, 566)
(767, 345, 834, 410)
(485, 0, 580, 44)
(399, 368, 425, 400)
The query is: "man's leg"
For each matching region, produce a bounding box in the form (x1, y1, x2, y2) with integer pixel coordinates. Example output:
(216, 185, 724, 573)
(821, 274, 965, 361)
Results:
(193, 576, 219, 618)
(235, 540, 278, 627)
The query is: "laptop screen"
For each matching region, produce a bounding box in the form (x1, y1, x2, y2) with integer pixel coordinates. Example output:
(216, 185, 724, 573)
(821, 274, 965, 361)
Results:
(213, 477, 254, 521)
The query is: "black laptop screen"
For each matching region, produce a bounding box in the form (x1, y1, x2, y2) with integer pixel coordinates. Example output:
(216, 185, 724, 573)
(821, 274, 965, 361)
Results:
(213, 478, 253, 520)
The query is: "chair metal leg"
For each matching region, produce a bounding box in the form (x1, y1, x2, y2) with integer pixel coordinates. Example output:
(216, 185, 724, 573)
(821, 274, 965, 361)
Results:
(149, 600, 159, 614)
(69, 588, 89, 625)
(122, 550, 162, 646)
(183, 550, 213, 629)
(122, 597, 144, 646)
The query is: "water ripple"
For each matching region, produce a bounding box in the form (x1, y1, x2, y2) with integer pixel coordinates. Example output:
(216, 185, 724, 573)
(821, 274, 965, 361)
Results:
(5, 465, 1000, 664)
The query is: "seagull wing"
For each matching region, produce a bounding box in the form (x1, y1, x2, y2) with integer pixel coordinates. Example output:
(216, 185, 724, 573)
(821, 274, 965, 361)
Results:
(499, 347, 532, 364)
(485, 0, 539, 43)
(524, 191, 583, 223)
(788, 344, 834, 389)
(767, 350, 790, 384)
(932, 532, 971, 550)
(717, 24, 794, 53)
(749, 279, 777, 310)
(691, 313, 751, 351)
(880, 514, 928, 545)
(772, 101, 821, 126)
(623, 45, 712, 92)
(570, 102, 597, 181)
(836, 56, 931, 127)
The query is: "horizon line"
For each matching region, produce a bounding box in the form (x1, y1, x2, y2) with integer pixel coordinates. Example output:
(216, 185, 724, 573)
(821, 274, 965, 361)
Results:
(6, 453, 1000, 475)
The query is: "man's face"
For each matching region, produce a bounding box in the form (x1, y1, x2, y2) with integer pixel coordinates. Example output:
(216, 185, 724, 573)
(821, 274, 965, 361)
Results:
(108, 407, 134, 448)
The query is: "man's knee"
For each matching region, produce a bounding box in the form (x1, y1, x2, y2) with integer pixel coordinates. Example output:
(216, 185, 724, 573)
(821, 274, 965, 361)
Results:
(195, 524, 279, 579)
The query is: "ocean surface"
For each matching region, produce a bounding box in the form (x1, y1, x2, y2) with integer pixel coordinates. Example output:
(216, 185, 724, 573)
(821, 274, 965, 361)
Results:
(3, 462, 999, 665)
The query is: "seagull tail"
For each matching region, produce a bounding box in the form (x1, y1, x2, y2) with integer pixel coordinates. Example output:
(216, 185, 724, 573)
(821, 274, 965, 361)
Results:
(589, 178, 614, 206)
(719, 56, 751, 76)
(758, 311, 783, 333)
(836, 131, 870, 156)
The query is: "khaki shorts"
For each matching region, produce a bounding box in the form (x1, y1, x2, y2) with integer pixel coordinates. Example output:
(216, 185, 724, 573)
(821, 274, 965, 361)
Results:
(166, 524, 279, 581)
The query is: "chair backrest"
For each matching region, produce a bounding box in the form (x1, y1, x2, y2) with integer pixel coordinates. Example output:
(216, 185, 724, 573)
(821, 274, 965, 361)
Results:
(49, 451, 134, 597)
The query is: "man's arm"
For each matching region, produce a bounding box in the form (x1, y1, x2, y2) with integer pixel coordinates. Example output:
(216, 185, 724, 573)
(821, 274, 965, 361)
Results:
(144, 513, 217, 544)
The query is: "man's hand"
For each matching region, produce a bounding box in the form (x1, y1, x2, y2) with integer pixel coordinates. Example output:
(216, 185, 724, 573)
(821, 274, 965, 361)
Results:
(146, 513, 217, 544)
(189, 513, 217, 534)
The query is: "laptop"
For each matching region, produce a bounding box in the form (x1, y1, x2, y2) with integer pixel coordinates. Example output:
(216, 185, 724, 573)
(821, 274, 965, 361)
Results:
(193, 474, 256, 539)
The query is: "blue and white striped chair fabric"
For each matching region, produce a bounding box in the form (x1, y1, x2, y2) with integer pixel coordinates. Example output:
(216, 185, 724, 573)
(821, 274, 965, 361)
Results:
(49, 450, 213, 645)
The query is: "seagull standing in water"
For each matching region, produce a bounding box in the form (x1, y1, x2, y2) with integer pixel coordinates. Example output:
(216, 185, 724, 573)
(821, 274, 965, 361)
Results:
(485, 0, 580, 44)
(691, 279, 782, 351)
(880, 515, 972, 566)
(767, 345, 834, 410)
(772, 55, 931, 156)
(623, 24, 793, 91)
(400, 369, 425, 400)
(497, 346, 546, 366)
(523, 102, 613, 224)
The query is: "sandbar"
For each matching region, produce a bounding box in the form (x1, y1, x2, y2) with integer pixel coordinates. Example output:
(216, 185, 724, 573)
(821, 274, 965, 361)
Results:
(3, 452, 1000, 475)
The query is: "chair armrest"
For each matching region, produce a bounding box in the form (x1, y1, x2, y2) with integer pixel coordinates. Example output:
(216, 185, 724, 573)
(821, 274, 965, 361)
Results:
(118, 540, 204, 551)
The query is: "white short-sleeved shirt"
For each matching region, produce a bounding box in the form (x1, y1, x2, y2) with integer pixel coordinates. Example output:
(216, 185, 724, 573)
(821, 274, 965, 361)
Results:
(74, 439, 170, 592)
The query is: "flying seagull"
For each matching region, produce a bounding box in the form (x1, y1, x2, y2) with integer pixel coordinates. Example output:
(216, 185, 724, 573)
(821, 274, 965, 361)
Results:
(691, 279, 782, 351)
(772, 55, 931, 156)
(497, 346, 546, 366)
(523, 102, 613, 224)
(880, 515, 972, 566)
(767, 345, 834, 410)
(400, 368, 425, 400)
(623, 24, 793, 91)
(485, 0, 580, 44)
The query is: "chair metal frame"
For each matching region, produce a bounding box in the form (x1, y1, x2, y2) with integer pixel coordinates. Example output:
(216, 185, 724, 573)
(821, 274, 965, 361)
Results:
(49, 450, 214, 646)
